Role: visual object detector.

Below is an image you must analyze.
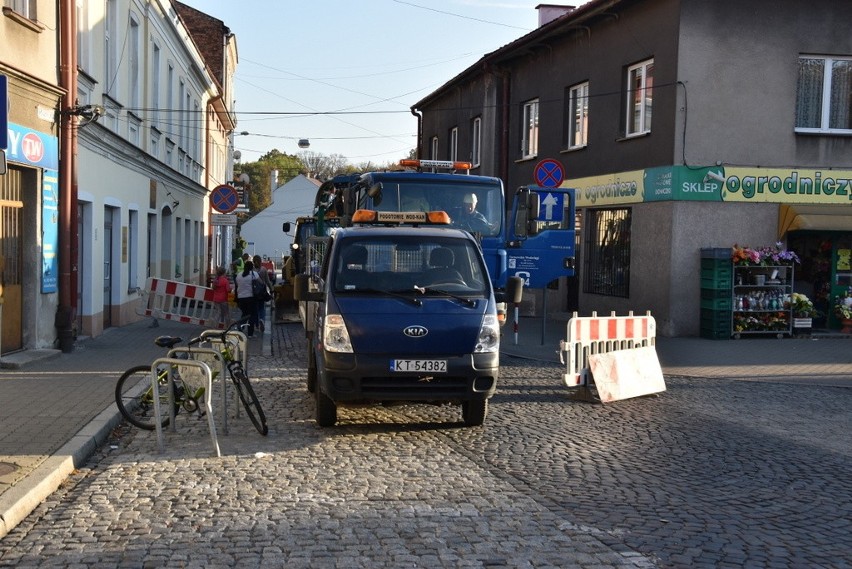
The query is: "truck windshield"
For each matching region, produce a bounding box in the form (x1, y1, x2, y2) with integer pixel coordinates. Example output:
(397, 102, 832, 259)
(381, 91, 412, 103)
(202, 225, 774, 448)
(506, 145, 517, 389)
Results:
(333, 236, 489, 295)
(361, 181, 503, 237)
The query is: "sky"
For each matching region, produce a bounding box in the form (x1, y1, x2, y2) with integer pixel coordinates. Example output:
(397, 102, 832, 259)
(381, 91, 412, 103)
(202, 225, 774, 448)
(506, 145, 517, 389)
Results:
(186, 0, 560, 166)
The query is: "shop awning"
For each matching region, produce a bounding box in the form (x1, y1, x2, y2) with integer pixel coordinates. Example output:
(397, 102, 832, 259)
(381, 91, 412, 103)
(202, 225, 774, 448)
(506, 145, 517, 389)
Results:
(778, 204, 852, 238)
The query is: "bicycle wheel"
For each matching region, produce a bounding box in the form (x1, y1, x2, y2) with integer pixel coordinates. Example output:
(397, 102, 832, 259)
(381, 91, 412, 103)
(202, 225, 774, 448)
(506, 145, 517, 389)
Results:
(229, 362, 268, 435)
(115, 364, 178, 430)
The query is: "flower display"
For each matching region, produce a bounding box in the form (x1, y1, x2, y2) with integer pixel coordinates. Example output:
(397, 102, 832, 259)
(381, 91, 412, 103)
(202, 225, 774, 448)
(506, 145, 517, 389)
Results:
(835, 287, 852, 320)
(786, 293, 818, 318)
(732, 243, 800, 266)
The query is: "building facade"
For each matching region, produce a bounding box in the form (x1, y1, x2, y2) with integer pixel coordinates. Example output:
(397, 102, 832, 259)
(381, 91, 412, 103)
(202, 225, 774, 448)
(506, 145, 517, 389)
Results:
(1, 0, 64, 353)
(412, 0, 852, 336)
(0, 0, 235, 355)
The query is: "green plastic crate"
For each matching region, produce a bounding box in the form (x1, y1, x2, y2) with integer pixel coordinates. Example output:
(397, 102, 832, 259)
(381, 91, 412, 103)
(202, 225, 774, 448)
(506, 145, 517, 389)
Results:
(700, 327, 731, 340)
(700, 296, 732, 311)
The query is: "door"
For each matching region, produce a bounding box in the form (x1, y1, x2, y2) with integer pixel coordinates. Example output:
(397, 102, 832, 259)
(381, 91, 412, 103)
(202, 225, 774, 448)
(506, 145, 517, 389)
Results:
(1, 167, 25, 352)
(103, 208, 114, 329)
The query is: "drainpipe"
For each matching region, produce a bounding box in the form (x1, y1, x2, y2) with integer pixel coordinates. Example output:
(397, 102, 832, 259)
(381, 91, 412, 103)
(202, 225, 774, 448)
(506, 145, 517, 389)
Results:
(410, 108, 422, 160)
(57, 0, 77, 352)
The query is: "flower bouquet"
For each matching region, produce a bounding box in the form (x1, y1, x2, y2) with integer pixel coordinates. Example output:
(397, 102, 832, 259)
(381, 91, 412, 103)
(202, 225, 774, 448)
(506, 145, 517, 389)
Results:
(787, 293, 818, 318)
(835, 288, 852, 321)
(732, 243, 800, 266)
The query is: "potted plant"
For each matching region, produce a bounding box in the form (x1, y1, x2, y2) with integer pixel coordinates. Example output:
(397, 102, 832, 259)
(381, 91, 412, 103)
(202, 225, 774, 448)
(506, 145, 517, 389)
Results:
(787, 293, 818, 335)
(834, 287, 852, 333)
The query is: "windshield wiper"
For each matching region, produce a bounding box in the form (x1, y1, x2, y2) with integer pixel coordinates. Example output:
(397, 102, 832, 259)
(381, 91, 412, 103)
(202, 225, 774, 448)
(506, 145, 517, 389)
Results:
(340, 286, 421, 306)
(413, 285, 476, 307)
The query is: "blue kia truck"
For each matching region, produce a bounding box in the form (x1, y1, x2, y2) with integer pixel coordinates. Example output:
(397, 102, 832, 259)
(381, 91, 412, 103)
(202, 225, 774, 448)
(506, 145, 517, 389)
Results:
(294, 209, 523, 427)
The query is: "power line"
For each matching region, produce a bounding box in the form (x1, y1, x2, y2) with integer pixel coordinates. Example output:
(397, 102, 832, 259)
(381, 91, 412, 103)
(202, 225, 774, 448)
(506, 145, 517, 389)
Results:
(389, 0, 532, 31)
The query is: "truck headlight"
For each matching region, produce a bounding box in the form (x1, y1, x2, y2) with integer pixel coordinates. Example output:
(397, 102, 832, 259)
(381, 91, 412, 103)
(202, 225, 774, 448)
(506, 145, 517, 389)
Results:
(323, 314, 353, 353)
(474, 314, 500, 353)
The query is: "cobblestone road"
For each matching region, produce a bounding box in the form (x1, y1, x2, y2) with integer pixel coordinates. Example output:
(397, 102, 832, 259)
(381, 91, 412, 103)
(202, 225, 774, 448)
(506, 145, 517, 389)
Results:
(0, 323, 849, 568)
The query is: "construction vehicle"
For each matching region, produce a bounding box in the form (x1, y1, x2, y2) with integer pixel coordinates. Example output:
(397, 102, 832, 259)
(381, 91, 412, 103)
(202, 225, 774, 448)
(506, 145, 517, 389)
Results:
(294, 208, 524, 427)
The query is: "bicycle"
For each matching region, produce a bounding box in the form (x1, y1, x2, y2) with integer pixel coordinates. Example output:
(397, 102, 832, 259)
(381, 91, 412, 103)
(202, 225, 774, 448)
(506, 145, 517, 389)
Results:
(114, 317, 269, 436)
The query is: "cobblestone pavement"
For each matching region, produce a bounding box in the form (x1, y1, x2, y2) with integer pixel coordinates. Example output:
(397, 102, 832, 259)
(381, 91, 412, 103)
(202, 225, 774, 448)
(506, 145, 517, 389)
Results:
(0, 323, 850, 568)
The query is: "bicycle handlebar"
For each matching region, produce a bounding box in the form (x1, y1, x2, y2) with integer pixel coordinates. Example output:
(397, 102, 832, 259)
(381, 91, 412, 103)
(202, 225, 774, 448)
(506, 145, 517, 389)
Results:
(189, 317, 251, 346)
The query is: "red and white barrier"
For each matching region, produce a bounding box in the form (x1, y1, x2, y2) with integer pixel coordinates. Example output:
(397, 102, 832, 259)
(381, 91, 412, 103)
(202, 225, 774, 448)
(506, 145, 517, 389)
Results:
(559, 311, 661, 401)
(136, 277, 225, 328)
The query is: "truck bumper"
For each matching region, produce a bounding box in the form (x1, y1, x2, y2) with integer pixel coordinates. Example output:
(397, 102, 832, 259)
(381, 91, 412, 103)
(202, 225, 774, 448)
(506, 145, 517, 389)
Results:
(319, 351, 499, 404)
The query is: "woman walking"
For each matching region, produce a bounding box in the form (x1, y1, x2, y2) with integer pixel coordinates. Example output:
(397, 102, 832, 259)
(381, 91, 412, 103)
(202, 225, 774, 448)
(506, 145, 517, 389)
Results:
(235, 260, 259, 337)
(253, 255, 274, 332)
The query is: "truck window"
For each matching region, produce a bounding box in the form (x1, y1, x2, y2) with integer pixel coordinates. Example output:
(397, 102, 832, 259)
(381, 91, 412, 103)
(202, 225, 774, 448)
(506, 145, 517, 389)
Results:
(358, 181, 503, 237)
(333, 237, 488, 293)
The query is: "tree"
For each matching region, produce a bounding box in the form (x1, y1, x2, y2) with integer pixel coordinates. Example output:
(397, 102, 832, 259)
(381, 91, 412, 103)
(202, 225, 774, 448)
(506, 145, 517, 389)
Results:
(236, 149, 306, 218)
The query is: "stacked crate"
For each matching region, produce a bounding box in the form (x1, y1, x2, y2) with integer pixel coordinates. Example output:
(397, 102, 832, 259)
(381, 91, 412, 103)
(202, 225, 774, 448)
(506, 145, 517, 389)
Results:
(699, 248, 732, 339)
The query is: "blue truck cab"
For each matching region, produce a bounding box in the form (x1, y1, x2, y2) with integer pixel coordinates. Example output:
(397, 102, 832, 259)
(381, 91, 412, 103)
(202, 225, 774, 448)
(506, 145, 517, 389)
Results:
(294, 209, 522, 427)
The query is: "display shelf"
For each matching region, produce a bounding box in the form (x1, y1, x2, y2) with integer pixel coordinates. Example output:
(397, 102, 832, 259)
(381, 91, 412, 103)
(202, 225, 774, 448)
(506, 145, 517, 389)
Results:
(731, 265, 793, 338)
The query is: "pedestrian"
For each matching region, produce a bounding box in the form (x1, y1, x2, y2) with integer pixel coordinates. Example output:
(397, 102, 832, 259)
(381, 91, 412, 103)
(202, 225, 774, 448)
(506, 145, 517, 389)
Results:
(211, 266, 232, 327)
(235, 260, 259, 337)
(253, 255, 274, 332)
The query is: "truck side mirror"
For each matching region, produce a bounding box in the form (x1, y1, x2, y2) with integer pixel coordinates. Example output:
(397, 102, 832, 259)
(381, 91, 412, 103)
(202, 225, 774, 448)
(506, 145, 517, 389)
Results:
(514, 188, 540, 238)
(283, 222, 291, 233)
(504, 276, 524, 304)
(526, 191, 540, 236)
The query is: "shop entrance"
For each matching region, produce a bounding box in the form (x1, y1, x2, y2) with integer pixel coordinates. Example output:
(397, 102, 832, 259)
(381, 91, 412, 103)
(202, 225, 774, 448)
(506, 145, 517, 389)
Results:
(787, 231, 852, 329)
(0, 166, 26, 353)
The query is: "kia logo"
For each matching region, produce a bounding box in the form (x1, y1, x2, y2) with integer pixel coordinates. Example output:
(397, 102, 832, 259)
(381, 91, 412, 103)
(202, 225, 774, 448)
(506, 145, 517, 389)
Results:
(403, 325, 428, 338)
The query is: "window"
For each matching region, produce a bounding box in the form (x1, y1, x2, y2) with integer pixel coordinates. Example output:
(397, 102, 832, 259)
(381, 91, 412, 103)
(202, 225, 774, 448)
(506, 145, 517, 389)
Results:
(449, 127, 458, 162)
(626, 59, 653, 136)
(584, 208, 631, 297)
(471, 117, 481, 167)
(565, 82, 589, 149)
(129, 15, 140, 109)
(4, 0, 36, 19)
(430, 136, 438, 160)
(76, 0, 90, 70)
(521, 99, 539, 158)
(104, 0, 118, 96)
(796, 55, 852, 133)
(166, 64, 175, 138)
(151, 43, 161, 128)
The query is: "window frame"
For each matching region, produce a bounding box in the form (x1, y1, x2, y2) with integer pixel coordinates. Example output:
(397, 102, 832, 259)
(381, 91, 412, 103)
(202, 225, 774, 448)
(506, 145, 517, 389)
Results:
(449, 126, 458, 162)
(795, 55, 852, 134)
(4, 0, 36, 20)
(521, 98, 539, 159)
(565, 82, 589, 149)
(471, 116, 482, 167)
(625, 59, 654, 137)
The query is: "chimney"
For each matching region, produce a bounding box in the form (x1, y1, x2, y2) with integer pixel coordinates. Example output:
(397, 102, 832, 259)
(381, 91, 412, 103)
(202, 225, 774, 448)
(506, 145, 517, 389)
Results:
(536, 4, 575, 27)
(270, 169, 278, 203)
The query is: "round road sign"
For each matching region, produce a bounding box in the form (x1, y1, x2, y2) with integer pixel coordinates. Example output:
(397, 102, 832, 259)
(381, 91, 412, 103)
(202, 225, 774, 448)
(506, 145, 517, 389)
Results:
(533, 158, 565, 188)
(211, 184, 239, 213)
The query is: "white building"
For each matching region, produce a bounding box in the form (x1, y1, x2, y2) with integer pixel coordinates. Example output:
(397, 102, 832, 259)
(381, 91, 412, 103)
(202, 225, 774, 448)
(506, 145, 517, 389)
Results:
(238, 174, 321, 265)
(73, 0, 236, 337)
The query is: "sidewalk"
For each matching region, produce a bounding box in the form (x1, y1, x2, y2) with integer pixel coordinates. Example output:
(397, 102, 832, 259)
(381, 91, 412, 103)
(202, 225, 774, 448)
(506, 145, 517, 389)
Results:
(0, 316, 271, 538)
(1, 313, 851, 538)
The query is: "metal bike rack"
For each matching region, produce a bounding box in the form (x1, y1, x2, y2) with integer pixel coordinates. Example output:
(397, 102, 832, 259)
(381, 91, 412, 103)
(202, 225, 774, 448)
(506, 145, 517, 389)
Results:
(168, 347, 230, 435)
(200, 329, 249, 371)
(151, 357, 220, 457)
(199, 329, 249, 420)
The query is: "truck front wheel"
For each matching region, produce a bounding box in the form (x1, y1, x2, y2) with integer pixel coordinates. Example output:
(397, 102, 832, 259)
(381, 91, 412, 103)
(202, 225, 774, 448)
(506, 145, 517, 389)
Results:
(462, 399, 488, 426)
(315, 384, 337, 427)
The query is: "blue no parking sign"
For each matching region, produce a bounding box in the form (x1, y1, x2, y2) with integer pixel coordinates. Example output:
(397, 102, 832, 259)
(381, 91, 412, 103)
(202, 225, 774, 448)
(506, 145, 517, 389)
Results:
(211, 184, 239, 213)
(533, 158, 564, 188)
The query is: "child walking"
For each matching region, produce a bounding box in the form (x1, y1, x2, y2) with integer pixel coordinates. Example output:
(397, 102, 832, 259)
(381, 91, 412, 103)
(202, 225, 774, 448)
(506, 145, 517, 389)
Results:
(212, 266, 232, 327)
